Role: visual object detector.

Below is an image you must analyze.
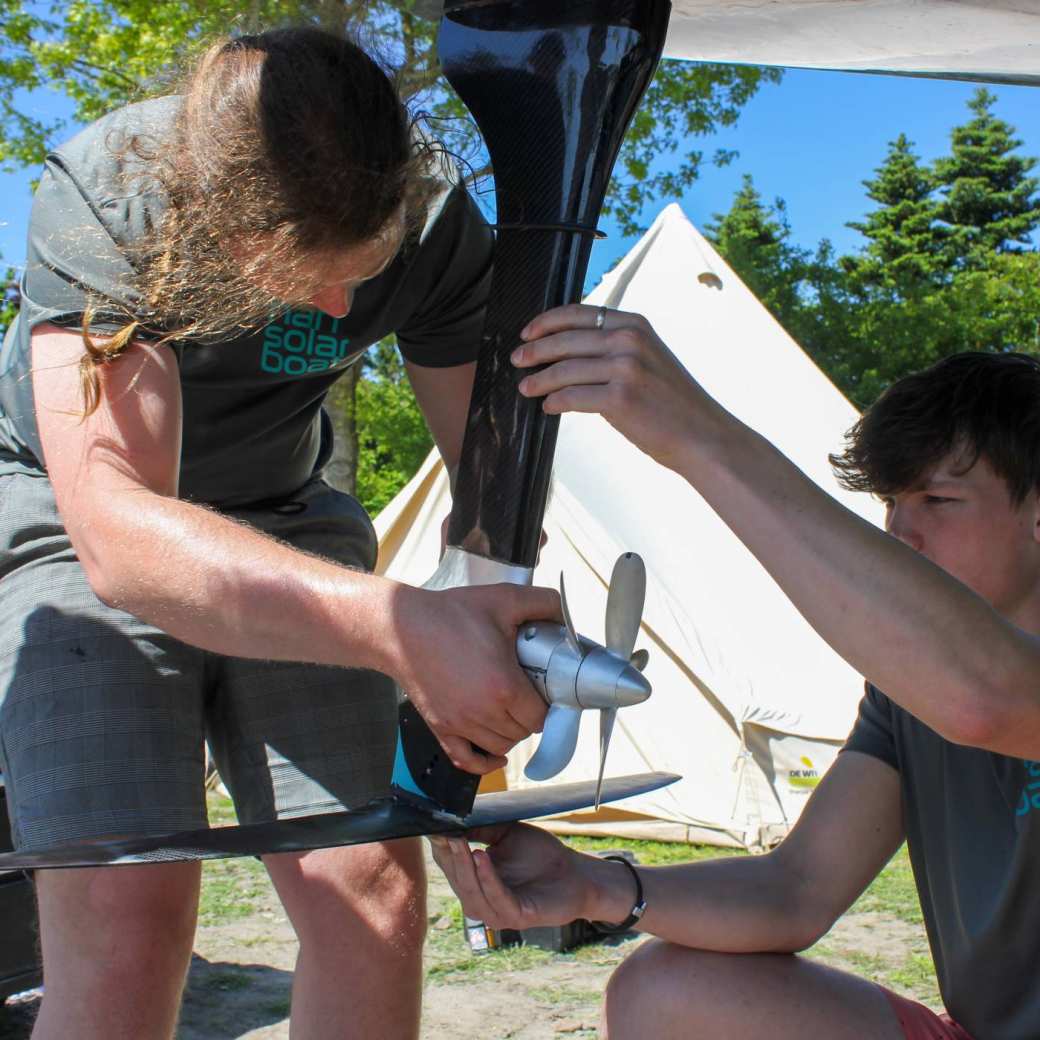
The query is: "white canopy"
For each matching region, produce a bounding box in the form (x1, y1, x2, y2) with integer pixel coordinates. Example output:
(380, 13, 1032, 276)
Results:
(665, 0, 1040, 84)
(375, 205, 884, 849)
(421, 2, 1040, 84)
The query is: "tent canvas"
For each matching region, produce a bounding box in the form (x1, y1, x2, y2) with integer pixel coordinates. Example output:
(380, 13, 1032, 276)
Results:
(374, 205, 884, 850)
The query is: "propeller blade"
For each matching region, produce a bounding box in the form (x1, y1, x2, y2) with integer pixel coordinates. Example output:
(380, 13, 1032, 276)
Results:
(595, 708, 618, 810)
(559, 572, 582, 656)
(524, 703, 582, 781)
(630, 648, 649, 672)
(605, 553, 646, 661)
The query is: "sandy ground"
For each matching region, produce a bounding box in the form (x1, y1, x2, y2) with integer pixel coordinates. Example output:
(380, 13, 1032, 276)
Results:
(0, 845, 937, 1040)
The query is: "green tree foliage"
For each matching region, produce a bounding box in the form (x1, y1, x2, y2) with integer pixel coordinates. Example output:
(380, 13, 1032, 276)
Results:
(810, 95, 1039, 409)
(354, 341, 433, 516)
(809, 134, 951, 406)
(934, 88, 1040, 264)
(842, 134, 947, 297)
(0, 2, 454, 170)
(705, 92, 1039, 412)
(704, 173, 807, 334)
(608, 63, 782, 236)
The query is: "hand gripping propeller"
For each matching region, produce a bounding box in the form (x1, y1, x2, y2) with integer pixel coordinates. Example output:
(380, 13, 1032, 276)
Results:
(517, 554, 652, 807)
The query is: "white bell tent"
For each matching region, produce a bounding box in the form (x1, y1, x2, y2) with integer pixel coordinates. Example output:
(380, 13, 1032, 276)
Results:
(374, 204, 884, 850)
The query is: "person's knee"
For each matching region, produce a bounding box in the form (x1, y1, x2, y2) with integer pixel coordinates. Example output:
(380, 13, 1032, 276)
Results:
(602, 940, 724, 1040)
(271, 839, 427, 953)
(352, 840, 427, 949)
(603, 939, 674, 1037)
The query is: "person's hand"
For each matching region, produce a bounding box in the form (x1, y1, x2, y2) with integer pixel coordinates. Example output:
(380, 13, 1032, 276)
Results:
(514, 303, 713, 473)
(394, 583, 560, 774)
(430, 824, 602, 929)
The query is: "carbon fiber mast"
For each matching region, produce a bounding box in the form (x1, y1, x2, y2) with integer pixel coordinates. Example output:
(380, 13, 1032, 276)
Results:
(392, 0, 671, 815)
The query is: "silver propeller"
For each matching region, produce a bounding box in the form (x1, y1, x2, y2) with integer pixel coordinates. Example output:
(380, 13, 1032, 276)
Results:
(559, 572, 583, 656)
(596, 709, 617, 810)
(518, 553, 652, 801)
(596, 553, 647, 807)
(525, 704, 582, 781)
(605, 553, 645, 661)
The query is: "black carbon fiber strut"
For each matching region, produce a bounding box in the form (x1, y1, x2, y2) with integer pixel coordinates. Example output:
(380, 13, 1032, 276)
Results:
(444, 0, 670, 565)
(393, 0, 671, 817)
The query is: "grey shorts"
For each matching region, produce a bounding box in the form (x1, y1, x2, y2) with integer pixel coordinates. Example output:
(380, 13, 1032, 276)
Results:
(0, 471, 398, 852)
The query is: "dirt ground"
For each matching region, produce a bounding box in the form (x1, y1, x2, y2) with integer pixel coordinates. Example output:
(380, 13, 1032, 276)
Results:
(0, 843, 938, 1040)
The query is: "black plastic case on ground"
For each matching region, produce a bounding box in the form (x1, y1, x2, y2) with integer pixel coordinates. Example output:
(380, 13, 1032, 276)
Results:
(0, 779, 41, 1001)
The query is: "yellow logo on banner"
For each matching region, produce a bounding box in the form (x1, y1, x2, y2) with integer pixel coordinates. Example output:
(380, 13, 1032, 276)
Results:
(788, 755, 821, 790)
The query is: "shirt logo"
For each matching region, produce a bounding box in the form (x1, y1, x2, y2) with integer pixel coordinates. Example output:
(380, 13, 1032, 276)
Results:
(260, 310, 354, 376)
(1015, 760, 1040, 817)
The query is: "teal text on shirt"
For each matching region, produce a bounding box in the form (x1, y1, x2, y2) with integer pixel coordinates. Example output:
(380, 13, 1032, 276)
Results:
(260, 310, 353, 375)
(1016, 760, 1040, 816)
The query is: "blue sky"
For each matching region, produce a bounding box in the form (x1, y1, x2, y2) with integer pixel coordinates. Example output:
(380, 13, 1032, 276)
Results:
(2, 62, 1038, 294)
(584, 65, 1040, 290)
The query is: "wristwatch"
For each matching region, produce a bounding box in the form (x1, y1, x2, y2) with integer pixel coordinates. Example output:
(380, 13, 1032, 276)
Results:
(592, 854, 647, 933)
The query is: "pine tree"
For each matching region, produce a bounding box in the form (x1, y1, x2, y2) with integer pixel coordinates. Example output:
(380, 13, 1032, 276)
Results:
(705, 174, 807, 335)
(934, 88, 1040, 263)
(842, 134, 945, 298)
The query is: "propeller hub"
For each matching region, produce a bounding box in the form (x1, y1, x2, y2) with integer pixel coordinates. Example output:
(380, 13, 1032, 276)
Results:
(575, 647, 651, 710)
(518, 552, 652, 789)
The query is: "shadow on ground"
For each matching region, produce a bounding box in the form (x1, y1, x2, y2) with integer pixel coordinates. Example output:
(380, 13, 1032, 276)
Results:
(0, 954, 293, 1040)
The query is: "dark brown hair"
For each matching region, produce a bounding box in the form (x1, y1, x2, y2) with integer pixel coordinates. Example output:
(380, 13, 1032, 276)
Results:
(80, 26, 436, 412)
(831, 351, 1040, 505)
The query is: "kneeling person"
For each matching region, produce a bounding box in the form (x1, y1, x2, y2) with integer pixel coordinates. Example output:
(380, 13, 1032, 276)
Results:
(434, 332, 1040, 1040)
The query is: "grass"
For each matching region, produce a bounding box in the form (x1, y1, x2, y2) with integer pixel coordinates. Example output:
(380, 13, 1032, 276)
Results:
(563, 834, 745, 865)
(527, 985, 604, 1005)
(195, 791, 274, 927)
(197, 854, 271, 927)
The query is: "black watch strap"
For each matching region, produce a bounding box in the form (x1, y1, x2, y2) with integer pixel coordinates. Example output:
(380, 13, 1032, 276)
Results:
(591, 855, 646, 933)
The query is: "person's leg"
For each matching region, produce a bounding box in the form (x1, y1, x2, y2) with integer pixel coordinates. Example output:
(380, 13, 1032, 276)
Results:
(265, 838, 426, 1040)
(31, 863, 201, 1040)
(212, 650, 423, 1040)
(0, 473, 211, 1040)
(602, 939, 906, 1040)
(213, 479, 425, 1039)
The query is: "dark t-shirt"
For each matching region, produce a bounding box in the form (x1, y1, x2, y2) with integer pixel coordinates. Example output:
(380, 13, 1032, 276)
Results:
(845, 684, 1040, 1039)
(0, 96, 493, 507)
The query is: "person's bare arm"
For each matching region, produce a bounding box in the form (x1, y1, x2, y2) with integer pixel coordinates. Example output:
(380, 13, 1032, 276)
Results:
(33, 325, 556, 773)
(587, 751, 902, 951)
(514, 304, 1040, 759)
(433, 750, 903, 953)
(404, 358, 475, 490)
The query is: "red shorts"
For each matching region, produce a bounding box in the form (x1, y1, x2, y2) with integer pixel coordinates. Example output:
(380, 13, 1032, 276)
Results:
(883, 989, 974, 1040)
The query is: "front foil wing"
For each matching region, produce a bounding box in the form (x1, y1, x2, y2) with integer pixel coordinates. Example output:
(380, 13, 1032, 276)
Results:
(0, 772, 679, 870)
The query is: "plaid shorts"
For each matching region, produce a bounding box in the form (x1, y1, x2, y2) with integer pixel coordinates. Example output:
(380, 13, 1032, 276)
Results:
(0, 471, 398, 852)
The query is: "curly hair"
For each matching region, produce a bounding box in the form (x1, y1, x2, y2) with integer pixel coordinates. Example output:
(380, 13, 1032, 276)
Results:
(79, 26, 439, 413)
